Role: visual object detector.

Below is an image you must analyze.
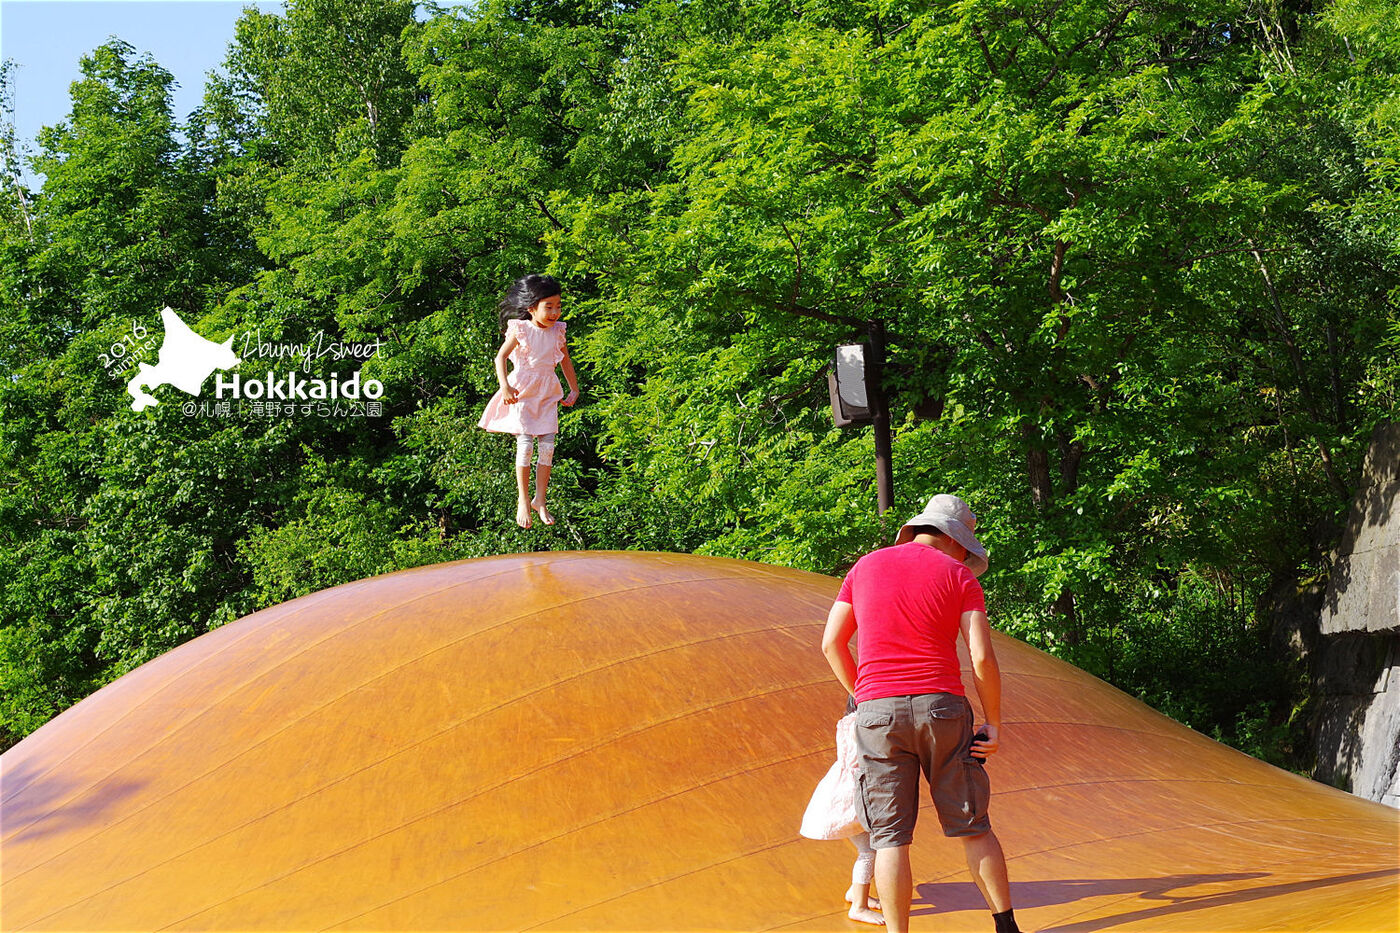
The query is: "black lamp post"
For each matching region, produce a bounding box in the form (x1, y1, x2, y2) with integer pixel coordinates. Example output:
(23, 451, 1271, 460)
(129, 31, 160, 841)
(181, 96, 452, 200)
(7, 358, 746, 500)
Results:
(866, 320, 894, 515)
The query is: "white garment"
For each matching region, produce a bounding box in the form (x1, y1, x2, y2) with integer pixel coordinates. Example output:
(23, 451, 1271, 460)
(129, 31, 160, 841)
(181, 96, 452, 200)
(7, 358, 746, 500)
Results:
(514, 433, 556, 467)
(850, 832, 875, 885)
(799, 712, 863, 841)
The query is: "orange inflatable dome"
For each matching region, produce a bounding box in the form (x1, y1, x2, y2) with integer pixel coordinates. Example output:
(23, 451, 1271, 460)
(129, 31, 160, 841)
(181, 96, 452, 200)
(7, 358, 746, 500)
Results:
(1, 552, 1396, 931)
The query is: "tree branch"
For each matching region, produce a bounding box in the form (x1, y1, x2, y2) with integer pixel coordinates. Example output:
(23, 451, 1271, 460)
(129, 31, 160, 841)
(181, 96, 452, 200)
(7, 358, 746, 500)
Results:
(533, 197, 565, 231)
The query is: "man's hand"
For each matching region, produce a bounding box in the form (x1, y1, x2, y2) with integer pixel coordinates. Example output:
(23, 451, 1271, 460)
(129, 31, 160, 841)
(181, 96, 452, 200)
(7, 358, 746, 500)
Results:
(971, 723, 1000, 759)
(960, 609, 1003, 763)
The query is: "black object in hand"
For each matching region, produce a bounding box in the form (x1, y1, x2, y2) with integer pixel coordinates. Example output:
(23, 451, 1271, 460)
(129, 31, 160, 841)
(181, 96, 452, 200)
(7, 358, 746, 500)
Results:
(971, 731, 989, 763)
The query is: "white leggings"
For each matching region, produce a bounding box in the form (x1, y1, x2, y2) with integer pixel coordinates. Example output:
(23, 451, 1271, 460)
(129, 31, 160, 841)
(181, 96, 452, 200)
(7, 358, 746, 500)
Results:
(515, 433, 556, 468)
(850, 832, 875, 885)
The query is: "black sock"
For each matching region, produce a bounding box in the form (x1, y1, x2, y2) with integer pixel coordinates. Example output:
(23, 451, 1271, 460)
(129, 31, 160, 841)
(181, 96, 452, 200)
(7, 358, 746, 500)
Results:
(992, 908, 1021, 933)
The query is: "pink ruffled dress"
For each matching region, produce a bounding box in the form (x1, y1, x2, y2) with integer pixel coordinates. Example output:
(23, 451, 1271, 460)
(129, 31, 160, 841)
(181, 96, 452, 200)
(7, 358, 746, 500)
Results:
(799, 712, 863, 841)
(478, 318, 567, 436)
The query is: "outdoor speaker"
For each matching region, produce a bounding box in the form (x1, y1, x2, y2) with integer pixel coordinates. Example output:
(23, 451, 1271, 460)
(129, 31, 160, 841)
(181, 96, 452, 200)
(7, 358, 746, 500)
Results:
(828, 343, 871, 427)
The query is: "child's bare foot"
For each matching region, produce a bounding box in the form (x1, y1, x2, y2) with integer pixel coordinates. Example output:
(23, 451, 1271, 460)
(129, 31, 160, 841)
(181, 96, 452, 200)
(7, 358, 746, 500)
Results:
(847, 904, 884, 925)
(845, 887, 879, 911)
(515, 500, 532, 529)
(532, 498, 555, 526)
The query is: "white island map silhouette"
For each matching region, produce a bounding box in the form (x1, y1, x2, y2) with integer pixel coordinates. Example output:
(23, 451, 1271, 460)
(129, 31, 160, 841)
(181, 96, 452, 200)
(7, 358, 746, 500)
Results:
(127, 307, 240, 411)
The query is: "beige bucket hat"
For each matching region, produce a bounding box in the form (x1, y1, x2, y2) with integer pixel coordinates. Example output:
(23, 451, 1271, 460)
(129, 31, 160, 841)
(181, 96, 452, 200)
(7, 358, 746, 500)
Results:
(893, 493, 988, 577)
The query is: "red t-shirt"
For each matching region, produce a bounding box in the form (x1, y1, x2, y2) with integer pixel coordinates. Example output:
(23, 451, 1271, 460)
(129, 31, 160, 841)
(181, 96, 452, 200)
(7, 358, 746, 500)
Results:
(836, 541, 986, 702)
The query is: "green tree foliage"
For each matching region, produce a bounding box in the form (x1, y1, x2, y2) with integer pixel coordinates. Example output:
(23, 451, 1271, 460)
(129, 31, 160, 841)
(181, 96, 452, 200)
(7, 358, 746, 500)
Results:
(1318, 0, 1400, 413)
(1, 0, 1395, 765)
(0, 42, 252, 738)
(207, 0, 421, 166)
(556, 0, 1396, 757)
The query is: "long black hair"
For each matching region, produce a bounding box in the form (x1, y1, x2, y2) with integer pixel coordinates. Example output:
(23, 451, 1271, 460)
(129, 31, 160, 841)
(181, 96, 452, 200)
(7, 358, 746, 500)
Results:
(498, 274, 561, 336)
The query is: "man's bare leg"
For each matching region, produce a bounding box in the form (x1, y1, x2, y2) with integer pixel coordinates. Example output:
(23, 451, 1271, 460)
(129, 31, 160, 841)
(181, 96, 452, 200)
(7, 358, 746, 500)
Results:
(962, 830, 1012, 913)
(873, 845, 912, 932)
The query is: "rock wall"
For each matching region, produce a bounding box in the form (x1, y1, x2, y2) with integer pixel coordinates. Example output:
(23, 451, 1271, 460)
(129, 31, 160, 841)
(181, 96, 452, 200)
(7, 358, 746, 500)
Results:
(1314, 422, 1400, 808)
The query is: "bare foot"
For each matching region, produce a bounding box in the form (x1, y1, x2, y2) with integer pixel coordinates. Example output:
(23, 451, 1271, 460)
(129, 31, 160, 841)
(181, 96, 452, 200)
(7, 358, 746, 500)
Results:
(532, 499, 555, 525)
(515, 500, 532, 529)
(847, 905, 885, 925)
(845, 888, 880, 911)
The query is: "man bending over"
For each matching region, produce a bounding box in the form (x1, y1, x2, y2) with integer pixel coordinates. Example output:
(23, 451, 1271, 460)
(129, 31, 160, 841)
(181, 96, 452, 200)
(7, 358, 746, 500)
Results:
(822, 493, 1023, 933)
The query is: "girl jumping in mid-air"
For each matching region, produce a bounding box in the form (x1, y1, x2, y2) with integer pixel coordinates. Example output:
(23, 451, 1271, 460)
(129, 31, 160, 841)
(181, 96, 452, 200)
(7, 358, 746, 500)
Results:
(478, 274, 579, 529)
(800, 704, 883, 925)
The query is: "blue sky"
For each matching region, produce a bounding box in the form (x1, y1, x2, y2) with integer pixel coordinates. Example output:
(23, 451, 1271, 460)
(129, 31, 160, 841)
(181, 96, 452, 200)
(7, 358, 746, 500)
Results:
(1, 0, 471, 188)
(1, 1, 286, 183)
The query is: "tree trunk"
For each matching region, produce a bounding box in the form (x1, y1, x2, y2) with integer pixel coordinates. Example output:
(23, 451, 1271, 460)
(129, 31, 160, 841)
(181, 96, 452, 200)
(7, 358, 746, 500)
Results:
(1059, 434, 1083, 493)
(1053, 589, 1081, 646)
(1023, 422, 1053, 508)
(1023, 422, 1082, 643)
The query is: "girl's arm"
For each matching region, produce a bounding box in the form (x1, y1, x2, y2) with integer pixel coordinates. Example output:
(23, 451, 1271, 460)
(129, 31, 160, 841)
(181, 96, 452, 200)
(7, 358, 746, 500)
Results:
(560, 341, 580, 407)
(495, 332, 520, 404)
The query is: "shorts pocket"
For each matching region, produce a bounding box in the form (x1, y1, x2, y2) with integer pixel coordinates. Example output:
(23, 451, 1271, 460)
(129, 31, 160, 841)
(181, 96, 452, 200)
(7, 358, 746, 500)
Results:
(965, 757, 991, 811)
(855, 708, 892, 728)
(855, 771, 875, 835)
(925, 694, 967, 720)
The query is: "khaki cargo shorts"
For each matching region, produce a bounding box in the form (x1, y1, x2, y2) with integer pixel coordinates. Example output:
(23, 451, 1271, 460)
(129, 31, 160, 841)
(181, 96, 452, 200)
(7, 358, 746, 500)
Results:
(854, 693, 991, 848)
